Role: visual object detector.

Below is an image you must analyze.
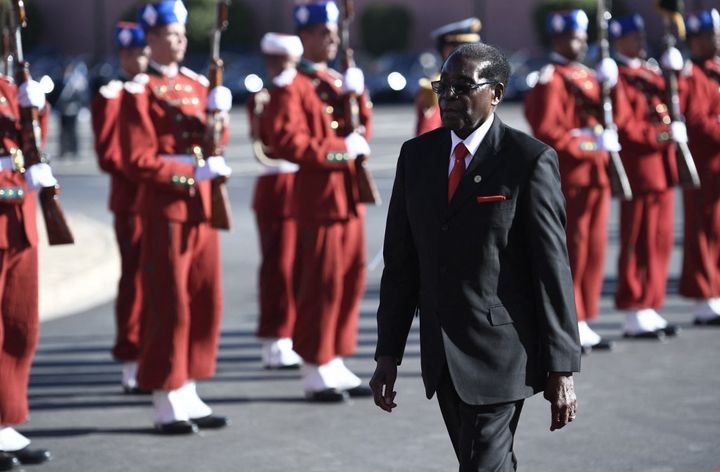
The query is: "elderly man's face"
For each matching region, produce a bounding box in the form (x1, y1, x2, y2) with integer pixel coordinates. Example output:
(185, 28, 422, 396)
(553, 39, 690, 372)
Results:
(438, 54, 503, 136)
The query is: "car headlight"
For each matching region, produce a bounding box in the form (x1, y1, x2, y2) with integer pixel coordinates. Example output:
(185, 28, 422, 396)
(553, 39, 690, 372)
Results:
(244, 74, 264, 93)
(387, 71, 406, 91)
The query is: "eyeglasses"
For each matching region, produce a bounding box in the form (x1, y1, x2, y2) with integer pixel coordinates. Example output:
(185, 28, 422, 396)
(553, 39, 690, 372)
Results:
(431, 80, 498, 96)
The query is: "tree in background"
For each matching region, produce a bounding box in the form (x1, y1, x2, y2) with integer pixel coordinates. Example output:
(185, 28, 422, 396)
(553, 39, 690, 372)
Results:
(360, 3, 413, 57)
(533, 0, 629, 48)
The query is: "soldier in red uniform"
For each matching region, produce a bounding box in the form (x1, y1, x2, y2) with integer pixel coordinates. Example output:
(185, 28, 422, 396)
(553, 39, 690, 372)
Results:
(119, 0, 232, 434)
(609, 14, 683, 338)
(415, 17, 482, 136)
(524, 10, 623, 352)
(90, 22, 148, 393)
(0, 65, 53, 470)
(679, 9, 720, 325)
(266, 0, 373, 402)
(249, 33, 304, 370)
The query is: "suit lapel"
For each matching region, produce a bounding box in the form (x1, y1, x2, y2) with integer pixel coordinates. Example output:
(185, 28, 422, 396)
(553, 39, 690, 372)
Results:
(432, 129, 452, 213)
(447, 117, 506, 218)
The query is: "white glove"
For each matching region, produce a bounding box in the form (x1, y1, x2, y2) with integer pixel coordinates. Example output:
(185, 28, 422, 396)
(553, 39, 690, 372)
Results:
(595, 57, 619, 88)
(660, 47, 684, 71)
(207, 86, 233, 112)
(195, 156, 232, 181)
(342, 67, 365, 95)
(596, 128, 621, 152)
(24, 163, 57, 191)
(18, 80, 47, 109)
(671, 121, 688, 143)
(344, 132, 370, 159)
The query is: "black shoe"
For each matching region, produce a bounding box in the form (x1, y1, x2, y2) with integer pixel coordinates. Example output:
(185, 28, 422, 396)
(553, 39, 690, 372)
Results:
(0, 452, 18, 471)
(123, 385, 151, 395)
(660, 324, 681, 337)
(6, 446, 52, 465)
(582, 338, 615, 354)
(305, 388, 348, 403)
(344, 385, 373, 398)
(154, 420, 198, 435)
(263, 363, 301, 371)
(694, 316, 720, 326)
(190, 415, 229, 429)
(623, 330, 665, 340)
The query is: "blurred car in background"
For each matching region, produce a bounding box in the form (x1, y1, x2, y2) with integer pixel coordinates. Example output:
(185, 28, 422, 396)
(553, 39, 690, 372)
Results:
(365, 50, 440, 103)
(221, 52, 266, 104)
(504, 50, 548, 102)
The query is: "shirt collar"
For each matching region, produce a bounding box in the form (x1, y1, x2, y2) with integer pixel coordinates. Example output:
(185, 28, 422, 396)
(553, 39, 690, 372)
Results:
(615, 53, 642, 69)
(450, 113, 495, 158)
(149, 60, 179, 78)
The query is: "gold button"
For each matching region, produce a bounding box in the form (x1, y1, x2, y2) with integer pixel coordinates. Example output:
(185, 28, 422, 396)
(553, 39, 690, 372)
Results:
(0, 97, 6, 104)
(655, 103, 667, 113)
(330, 120, 339, 129)
(182, 98, 190, 105)
(191, 97, 199, 105)
(187, 178, 195, 186)
(185, 85, 193, 92)
(334, 79, 343, 88)
(583, 81, 593, 90)
(662, 116, 672, 125)
(159, 85, 168, 94)
(325, 106, 334, 114)
(174, 84, 183, 91)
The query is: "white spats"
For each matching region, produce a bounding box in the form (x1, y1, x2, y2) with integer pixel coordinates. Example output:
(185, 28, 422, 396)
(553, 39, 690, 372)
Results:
(301, 358, 361, 392)
(121, 361, 139, 390)
(261, 338, 302, 369)
(152, 381, 213, 424)
(577, 321, 602, 347)
(0, 427, 31, 452)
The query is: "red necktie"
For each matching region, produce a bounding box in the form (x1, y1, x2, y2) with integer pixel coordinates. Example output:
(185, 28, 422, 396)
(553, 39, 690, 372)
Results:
(448, 143, 469, 201)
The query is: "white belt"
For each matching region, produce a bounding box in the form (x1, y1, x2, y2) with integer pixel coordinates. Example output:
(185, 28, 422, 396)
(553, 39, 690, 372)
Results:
(161, 154, 195, 165)
(0, 156, 14, 171)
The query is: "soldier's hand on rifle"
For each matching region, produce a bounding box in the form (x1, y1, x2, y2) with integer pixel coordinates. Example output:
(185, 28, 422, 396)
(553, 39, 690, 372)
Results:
(24, 163, 57, 192)
(661, 47, 684, 71)
(207, 86, 233, 112)
(195, 156, 232, 181)
(342, 66, 365, 95)
(671, 121, 688, 143)
(595, 57, 619, 88)
(596, 128, 621, 152)
(18, 80, 47, 109)
(344, 132, 370, 159)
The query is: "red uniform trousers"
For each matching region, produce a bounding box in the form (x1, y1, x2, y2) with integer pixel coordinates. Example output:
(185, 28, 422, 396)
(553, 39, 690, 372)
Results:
(616, 190, 675, 309)
(564, 186, 610, 321)
(111, 212, 143, 361)
(680, 189, 720, 299)
(293, 210, 366, 366)
(136, 218, 222, 391)
(253, 173, 297, 339)
(0, 245, 38, 425)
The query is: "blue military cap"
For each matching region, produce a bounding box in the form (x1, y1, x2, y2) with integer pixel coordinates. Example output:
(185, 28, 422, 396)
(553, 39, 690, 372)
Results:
(293, 1, 340, 29)
(685, 9, 720, 36)
(115, 22, 146, 49)
(138, 1, 188, 30)
(609, 14, 645, 39)
(546, 10, 589, 36)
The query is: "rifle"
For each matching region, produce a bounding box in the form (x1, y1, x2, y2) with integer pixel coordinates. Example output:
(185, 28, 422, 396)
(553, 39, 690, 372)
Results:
(596, 0, 632, 201)
(658, 0, 701, 189)
(205, 0, 232, 230)
(11, 0, 73, 245)
(338, 0, 381, 205)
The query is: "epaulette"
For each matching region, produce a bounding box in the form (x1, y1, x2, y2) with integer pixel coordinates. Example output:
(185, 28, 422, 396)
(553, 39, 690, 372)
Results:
(124, 80, 146, 95)
(99, 80, 124, 99)
(272, 68, 297, 88)
(537, 64, 555, 85)
(180, 67, 209, 87)
(683, 60, 693, 77)
(132, 73, 150, 85)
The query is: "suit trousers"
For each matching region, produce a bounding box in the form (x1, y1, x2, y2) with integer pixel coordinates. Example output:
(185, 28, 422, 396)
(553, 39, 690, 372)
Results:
(0, 246, 38, 425)
(292, 214, 366, 365)
(564, 185, 610, 321)
(436, 369, 524, 472)
(680, 189, 720, 299)
(615, 190, 674, 310)
(137, 218, 223, 391)
(255, 214, 297, 339)
(111, 212, 143, 361)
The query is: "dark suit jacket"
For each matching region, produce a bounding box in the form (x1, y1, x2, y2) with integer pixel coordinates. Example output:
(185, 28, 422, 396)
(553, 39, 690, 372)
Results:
(375, 116, 581, 406)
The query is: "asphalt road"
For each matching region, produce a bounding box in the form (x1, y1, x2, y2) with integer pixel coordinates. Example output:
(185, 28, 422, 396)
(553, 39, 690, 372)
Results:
(17, 103, 720, 471)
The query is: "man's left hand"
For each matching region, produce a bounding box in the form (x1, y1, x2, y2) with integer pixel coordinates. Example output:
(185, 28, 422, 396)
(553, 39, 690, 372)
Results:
(543, 372, 576, 431)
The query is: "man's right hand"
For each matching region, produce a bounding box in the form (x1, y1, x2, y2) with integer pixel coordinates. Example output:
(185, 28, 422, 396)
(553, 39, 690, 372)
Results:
(369, 355, 398, 413)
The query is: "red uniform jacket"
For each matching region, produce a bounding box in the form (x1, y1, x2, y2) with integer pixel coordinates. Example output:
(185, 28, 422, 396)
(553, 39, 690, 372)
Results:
(91, 78, 140, 213)
(268, 69, 360, 222)
(524, 60, 630, 189)
(681, 58, 720, 199)
(119, 65, 225, 223)
(616, 61, 677, 193)
(415, 75, 441, 136)
(0, 76, 48, 249)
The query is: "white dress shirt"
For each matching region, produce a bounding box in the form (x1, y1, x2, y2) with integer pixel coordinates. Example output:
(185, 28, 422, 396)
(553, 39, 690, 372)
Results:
(448, 113, 494, 175)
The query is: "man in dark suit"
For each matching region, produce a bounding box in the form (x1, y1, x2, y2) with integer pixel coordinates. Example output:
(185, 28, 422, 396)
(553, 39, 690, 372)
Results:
(369, 43, 581, 471)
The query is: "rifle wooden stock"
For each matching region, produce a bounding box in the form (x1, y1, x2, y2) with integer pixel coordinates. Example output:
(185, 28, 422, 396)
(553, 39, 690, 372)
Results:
(205, 59, 232, 230)
(340, 0, 380, 205)
(16, 63, 74, 245)
(607, 148, 632, 200)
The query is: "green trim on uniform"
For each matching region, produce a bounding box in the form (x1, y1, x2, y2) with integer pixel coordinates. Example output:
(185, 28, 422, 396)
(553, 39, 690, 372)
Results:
(171, 174, 196, 188)
(326, 152, 349, 162)
(579, 141, 598, 152)
(656, 131, 672, 142)
(0, 187, 24, 199)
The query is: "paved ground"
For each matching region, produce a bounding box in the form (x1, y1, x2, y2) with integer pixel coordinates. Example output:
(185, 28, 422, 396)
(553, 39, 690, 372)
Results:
(17, 104, 720, 471)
